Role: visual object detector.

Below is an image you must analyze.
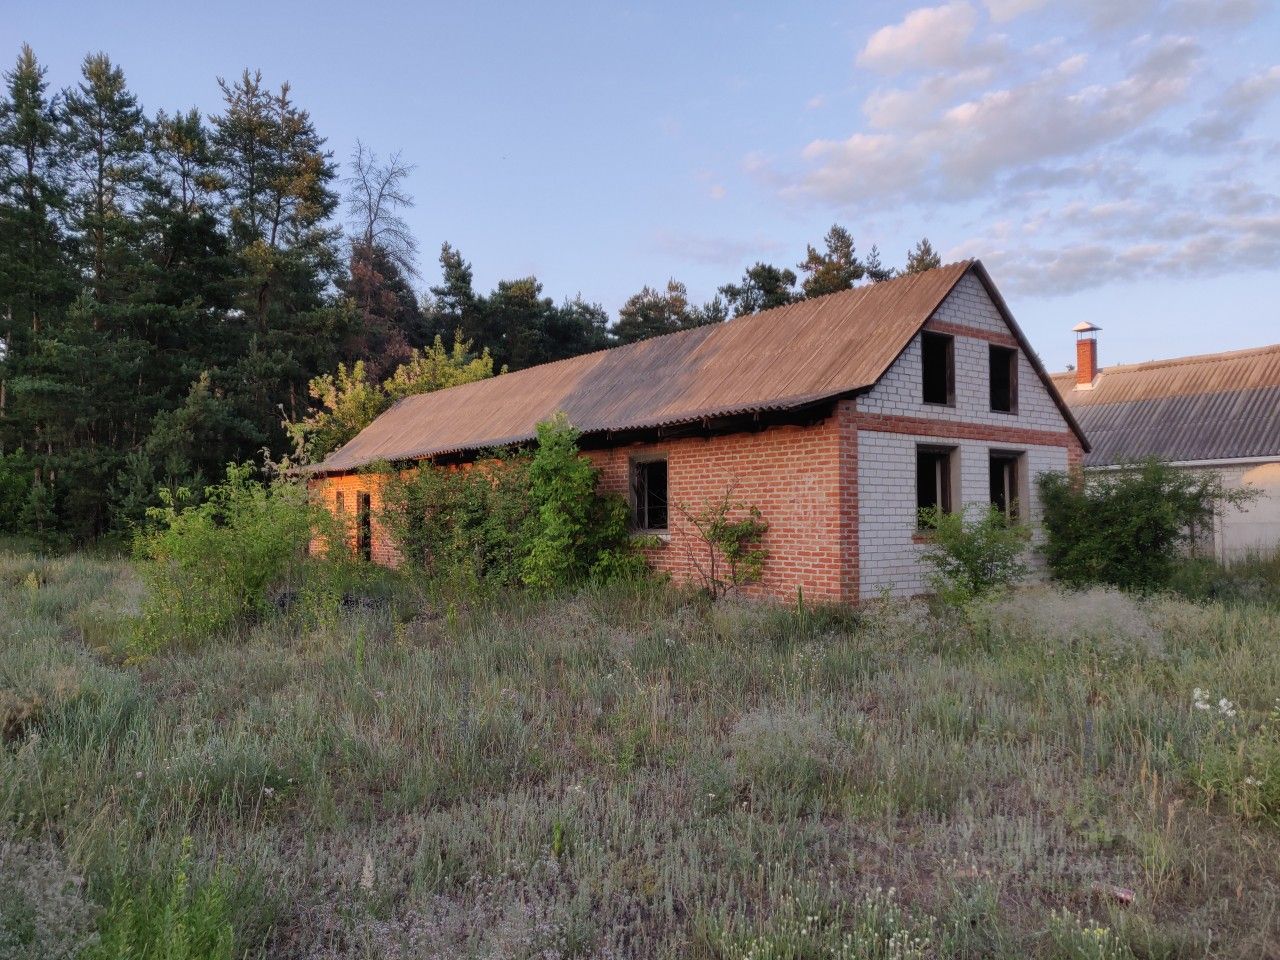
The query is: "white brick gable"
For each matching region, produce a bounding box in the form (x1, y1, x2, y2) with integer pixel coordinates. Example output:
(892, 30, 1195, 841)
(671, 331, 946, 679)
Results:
(855, 272, 1075, 598)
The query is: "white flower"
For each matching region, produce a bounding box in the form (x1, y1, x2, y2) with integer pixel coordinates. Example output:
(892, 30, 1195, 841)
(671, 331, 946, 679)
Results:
(1245, 776, 1260, 786)
(1218, 698, 1237, 718)
(262, 786, 275, 797)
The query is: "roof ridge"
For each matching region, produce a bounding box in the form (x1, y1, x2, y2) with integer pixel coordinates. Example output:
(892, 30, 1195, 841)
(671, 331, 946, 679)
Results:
(398, 260, 977, 402)
(1053, 341, 1280, 379)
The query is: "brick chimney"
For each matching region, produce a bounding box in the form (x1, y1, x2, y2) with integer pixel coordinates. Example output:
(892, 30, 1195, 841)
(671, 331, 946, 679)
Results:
(1073, 322, 1100, 388)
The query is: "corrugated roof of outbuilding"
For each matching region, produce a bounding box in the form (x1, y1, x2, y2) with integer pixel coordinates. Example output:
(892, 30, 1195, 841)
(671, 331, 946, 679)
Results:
(1053, 343, 1280, 466)
(313, 260, 1086, 473)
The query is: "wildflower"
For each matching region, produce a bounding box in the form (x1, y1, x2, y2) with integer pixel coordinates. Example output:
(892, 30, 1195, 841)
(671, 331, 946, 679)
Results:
(1218, 697, 1237, 718)
(262, 786, 275, 797)
(134, 770, 144, 779)
(372, 690, 386, 701)
(1193, 688, 1211, 710)
(664, 637, 675, 648)
(1245, 776, 1260, 787)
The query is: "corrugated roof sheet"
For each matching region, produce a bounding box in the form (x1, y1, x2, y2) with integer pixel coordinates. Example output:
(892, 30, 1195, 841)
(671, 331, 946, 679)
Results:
(1053, 343, 1280, 466)
(316, 260, 1084, 473)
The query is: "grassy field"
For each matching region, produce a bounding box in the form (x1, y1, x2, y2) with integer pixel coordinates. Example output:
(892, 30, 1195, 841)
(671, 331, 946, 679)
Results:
(2, 549, 1279, 959)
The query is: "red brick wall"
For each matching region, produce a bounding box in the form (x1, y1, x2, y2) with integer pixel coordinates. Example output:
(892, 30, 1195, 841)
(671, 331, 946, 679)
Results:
(307, 472, 402, 567)
(585, 417, 850, 602)
(307, 415, 856, 602)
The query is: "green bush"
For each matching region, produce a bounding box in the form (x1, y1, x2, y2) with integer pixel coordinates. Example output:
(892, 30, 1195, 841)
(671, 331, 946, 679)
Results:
(1038, 459, 1253, 593)
(82, 839, 237, 960)
(1167, 551, 1280, 607)
(131, 463, 323, 652)
(379, 413, 646, 592)
(378, 455, 530, 588)
(918, 504, 1029, 607)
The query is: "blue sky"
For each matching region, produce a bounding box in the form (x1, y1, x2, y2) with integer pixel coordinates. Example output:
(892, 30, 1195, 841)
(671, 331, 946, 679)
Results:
(9, 0, 1280, 370)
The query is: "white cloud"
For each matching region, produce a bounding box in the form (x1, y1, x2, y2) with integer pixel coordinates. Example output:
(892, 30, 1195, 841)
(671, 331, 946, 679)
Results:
(982, 0, 1047, 22)
(857, 2, 993, 74)
(762, 1, 1279, 294)
(791, 37, 1200, 205)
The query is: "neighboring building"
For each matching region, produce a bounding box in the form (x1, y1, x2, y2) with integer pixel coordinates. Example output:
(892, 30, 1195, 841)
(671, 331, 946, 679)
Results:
(308, 261, 1087, 601)
(1053, 329, 1280, 560)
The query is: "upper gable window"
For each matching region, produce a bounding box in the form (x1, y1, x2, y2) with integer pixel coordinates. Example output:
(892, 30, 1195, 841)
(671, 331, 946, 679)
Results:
(989, 345, 1018, 413)
(920, 332, 954, 406)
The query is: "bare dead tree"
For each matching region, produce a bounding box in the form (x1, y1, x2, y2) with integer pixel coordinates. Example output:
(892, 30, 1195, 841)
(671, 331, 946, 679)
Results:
(344, 140, 419, 276)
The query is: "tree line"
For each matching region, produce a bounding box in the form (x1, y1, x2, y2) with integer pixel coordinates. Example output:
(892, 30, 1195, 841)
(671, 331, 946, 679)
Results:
(0, 44, 943, 543)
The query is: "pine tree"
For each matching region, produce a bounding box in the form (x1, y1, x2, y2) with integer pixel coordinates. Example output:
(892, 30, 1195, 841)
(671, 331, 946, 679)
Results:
(615, 280, 693, 343)
(64, 52, 146, 302)
(863, 244, 894, 282)
(212, 69, 346, 438)
(797, 224, 864, 298)
(0, 44, 71, 342)
(718, 262, 799, 317)
(904, 237, 942, 275)
(424, 242, 480, 343)
(0, 45, 74, 532)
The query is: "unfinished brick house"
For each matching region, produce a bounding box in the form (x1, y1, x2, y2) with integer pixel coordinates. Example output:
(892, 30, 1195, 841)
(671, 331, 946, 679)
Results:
(307, 260, 1088, 601)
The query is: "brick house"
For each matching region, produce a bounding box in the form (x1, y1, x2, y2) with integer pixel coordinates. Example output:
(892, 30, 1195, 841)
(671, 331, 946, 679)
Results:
(307, 260, 1088, 601)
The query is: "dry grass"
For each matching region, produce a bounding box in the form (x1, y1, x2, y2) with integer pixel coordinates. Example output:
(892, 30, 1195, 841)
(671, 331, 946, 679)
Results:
(2, 551, 1279, 958)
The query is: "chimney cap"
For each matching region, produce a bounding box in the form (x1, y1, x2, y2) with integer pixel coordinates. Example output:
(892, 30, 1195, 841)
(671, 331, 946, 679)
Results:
(1072, 321, 1101, 333)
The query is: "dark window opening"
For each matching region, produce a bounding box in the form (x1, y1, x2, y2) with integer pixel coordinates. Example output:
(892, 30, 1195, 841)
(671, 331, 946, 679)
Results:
(921, 332, 954, 405)
(335, 491, 344, 514)
(356, 491, 372, 561)
(632, 458, 668, 531)
(989, 345, 1018, 413)
(989, 452, 1022, 520)
(916, 446, 954, 526)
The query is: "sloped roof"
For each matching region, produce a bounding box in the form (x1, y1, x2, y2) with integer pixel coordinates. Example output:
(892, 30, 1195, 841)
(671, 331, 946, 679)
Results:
(1053, 343, 1280, 466)
(315, 260, 1084, 473)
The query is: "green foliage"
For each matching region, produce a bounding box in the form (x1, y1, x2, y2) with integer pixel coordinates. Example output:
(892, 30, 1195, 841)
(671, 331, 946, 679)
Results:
(286, 336, 497, 464)
(1167, 551, 1280, 607)
(613, 279, 725, 344)
(903, 237, 942, 275)
(522, 414, 629, 588)
(797, 223, 866, 298)
(917, 504, 1030, 607)
(1185, 688, 1280, 824)
(1038, 459, 1254, 592)
(379, 456, 531, 588)
(380, 415, 646, 593)
(0, 450, 32, 535)
(82, 839, 237, 960)
(718, 262, 799, 317)
(677, 487, 768, 598)
(131, 463, 321, 652)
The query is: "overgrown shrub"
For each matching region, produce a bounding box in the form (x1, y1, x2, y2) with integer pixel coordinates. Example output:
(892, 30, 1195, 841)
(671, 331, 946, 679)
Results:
(1167, 551, 1280, 607)
(131, 463, 323, 652)
(379, 414, 646, 591)
(378, 455, 531, 588)
(82, 839, 237, 960)
(917, 504, 1029, 607)
(678, 486, 768, 598)
(1039, 459, 1253, 592)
